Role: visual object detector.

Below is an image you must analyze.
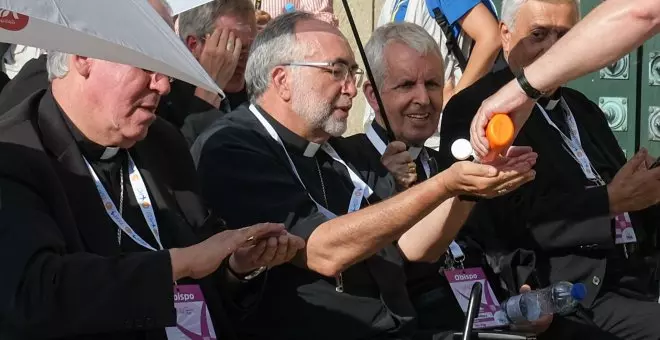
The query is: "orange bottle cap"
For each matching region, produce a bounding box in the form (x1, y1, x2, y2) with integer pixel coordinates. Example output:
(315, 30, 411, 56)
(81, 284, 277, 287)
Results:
(486, 113, 514, 148)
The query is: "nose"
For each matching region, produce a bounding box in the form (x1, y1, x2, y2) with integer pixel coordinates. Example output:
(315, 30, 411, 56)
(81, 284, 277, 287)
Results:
(342, 77, 358, 98)
(150, 73, 171, 96)
(412, 84, 431, 106)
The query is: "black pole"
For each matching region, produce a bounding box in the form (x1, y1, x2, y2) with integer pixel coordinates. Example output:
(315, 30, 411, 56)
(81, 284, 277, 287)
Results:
(462, 281, 483, 340)
(340, 0, 395, 142)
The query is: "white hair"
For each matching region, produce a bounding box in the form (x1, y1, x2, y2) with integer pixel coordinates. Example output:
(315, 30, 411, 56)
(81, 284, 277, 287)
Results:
(364, 22, 443, 89)
(245, 11, 314, 101)
(46, 51, 71, 81)
(46, 0, 173, 81)
(501, 0, 581, 30)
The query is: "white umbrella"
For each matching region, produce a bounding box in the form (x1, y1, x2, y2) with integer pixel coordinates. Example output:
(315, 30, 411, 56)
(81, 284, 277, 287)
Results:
(166, 0, 214, 16)
(0, 0, 223, 95)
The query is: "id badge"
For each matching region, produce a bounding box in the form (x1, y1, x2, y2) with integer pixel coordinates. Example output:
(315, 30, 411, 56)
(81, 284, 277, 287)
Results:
(444, 267, 509, 329)
(347, 187, 364, 213)
(165, 284, 217, 340)
(614, 213, 637, 244)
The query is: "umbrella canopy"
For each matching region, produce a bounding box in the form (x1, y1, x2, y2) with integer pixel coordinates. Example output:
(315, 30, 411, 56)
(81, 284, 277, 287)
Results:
(0, 0, 223, 95)
(166, 0, 214, 16)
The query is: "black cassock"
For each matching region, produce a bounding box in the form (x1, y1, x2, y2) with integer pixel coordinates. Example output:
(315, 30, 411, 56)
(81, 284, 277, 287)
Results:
(439, 67, 660, 339)
(0, 89, 253, 340)
(194, 104, 423, 340)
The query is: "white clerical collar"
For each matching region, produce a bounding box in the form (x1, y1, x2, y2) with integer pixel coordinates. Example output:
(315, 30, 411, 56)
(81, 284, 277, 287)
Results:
(302, 142, 321, 157)
(545, 98, 561, 111)
(100, 147, 120, 160)
(408, 146, 423, 160)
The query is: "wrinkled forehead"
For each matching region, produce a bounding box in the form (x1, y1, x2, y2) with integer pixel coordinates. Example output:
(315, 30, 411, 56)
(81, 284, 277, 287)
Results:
(295, 20, 356, 65)
(514, 0, 580, 28)
(383, 41, 444, 77)
(215, 14, 257, 37)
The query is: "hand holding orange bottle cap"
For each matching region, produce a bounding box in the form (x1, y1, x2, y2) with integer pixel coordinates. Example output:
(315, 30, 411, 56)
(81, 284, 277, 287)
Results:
(486, 113, 514, 152)
(451, 113, 514, 161)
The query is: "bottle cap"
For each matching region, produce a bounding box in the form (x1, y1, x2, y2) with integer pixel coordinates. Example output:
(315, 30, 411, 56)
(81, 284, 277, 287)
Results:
(486, 113, 514, 149)
(570, 283, 587, 301)
(451, 138, 473, 160)
(285, 3, 295, 12)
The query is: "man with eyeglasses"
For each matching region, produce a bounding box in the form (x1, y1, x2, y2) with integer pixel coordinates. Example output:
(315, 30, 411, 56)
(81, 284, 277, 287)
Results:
(192, 11, 535, 340)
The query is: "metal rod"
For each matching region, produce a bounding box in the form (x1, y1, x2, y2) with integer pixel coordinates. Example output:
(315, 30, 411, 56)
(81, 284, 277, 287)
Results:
(463, 281, 483, 340)
(340, 0, 395, 142)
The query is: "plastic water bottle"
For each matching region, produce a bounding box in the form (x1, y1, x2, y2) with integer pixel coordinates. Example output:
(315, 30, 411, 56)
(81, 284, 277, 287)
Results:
(502, 281, 587, 324)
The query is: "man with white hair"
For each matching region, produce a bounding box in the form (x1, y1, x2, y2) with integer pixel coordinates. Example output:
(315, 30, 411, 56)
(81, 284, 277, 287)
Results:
(193, 11, 536, 340)
(364, 0, 502, 150)
(0, 1, 305, 339)
(345, 21, 558, 338)
(439, 0, 660, 338)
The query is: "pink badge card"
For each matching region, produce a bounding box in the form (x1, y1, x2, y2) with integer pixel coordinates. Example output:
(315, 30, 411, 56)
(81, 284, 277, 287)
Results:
(614, 213, 637, 245)
(165, 284, 217, 340)
(445, 267, 509, 329)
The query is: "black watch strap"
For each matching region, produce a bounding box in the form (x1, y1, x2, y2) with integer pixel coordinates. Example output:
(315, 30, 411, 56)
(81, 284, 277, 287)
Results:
(516, 70, 544, 100)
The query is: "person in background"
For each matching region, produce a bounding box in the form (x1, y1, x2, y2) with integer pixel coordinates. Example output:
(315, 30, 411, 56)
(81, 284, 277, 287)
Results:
(255, 0, 338, 29)
(440, 0, 660, 338)
(346, 21, 554, 339)
(158, 0, 257, 145)
(469, 0, 660, 161)
(0, 1, 304, 339)
(193, 11, 535, 340)
(1, 44, 44, 79)
(364, 0, 502, 150)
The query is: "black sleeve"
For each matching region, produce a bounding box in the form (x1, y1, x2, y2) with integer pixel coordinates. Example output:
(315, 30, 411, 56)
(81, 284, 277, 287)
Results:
(489, 161, 613, 251)
(0, 178, 176, 338)
(157, 80, 217, 129)
(196, 127, 329, 240)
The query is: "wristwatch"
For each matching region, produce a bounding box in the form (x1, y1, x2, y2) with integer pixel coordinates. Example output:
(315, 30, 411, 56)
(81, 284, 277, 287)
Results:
(227, 261, 267, 281)
(516, 69, 545, 100)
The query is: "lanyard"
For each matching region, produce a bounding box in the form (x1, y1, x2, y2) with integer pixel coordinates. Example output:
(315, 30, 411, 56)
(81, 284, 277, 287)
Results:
(365, 125, 463, 261)
(249, 105, 373, 217)
(537, 99, 605, 185)
(366, 125, 430, 177)
(84, 153, 164, 251)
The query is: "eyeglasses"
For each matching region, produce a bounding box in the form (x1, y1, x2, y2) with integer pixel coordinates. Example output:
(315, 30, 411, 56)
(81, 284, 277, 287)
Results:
(281, 61, 364, 86)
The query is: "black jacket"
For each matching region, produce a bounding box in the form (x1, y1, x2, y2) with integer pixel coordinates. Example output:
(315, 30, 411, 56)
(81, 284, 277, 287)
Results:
(439, 68, 660, 307)
(0, 54, 49, 115)
(0, 89, 246, 339)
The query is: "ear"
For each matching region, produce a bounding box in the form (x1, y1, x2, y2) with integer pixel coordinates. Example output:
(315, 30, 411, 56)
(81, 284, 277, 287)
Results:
(271, 66, 292, 101)
(71, 55, 91, 78)
(185, 35, 203, 58)
(363, 81, 379, 113)
(500, 22, 512, 56)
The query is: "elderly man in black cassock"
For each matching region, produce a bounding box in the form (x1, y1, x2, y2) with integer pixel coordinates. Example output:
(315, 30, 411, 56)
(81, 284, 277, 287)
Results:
(439, 0, 660, 338)
(343, 21, 564, 339)
(0, 1, 304, 339)
(193, 11, 537, 340)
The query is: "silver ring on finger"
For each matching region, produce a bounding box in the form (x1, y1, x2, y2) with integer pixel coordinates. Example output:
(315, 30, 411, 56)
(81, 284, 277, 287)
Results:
(497, 188, 508, 195)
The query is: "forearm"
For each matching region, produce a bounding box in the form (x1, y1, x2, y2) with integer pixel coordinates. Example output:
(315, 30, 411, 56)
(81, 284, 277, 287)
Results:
(526, 0, 660, 93)
(455, 40, 501, 93)
(398, 198, 475, 262)
(305, 174, 453, 277)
